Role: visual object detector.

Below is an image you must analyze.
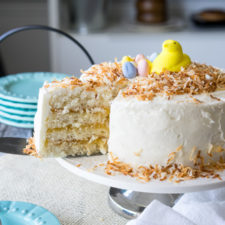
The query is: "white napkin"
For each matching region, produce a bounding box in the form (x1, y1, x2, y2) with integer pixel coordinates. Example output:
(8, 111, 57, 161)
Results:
(127, 187, 225, 225)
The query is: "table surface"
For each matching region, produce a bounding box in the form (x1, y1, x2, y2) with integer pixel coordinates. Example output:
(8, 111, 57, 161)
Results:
(0, 123, 128, 225)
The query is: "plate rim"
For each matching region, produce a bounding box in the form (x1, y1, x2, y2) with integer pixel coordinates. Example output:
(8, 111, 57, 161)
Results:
(0, 104, 36, 115)
(0, 115, 34, 128)
(0, 72, 67, 103)
(0, 110, 34, 121)
(0, 200, 61, 225)
(57, 156, 225, 194)
(0, 98, 37, 109)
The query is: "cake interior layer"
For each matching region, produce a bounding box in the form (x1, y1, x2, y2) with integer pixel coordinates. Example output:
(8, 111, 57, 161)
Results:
(43, 137, 107, 157)
(46, 109, 109, 129)
(46, 123, 109, 141)
(49, 86, 116, 110)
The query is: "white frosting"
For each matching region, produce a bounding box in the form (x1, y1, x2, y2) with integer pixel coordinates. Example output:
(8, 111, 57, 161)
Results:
(34, 85, 84, 154)
(34, 87, 51, 153)
(108, 90, 225, 167)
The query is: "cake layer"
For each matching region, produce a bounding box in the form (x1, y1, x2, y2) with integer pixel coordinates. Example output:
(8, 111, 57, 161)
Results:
(46, 110, 109, 129)
(108, 90, 225, 168)
(46, 123, 109, 141)
(49, 86, 115, 111)
(41, 138, 107, 157)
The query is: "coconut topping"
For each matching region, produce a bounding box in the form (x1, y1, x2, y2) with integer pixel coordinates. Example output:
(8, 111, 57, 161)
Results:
(122, 62, 225, 101)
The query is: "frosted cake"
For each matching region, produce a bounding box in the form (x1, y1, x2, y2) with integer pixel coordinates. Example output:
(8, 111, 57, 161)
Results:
(25, 40, 225, 182)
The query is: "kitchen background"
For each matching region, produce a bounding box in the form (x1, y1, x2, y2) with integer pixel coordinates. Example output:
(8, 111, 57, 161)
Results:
(0, 0, 225, 76)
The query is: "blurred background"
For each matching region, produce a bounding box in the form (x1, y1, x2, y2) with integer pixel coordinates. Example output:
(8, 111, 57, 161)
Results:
(0, 0, 225, 77)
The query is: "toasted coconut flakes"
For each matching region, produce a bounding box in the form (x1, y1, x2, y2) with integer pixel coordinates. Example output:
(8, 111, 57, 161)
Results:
(105, 146, 225, 183)
(190, 146, 197, 161)
(210, 94, 221, 101)
(122, 62, 225, 101)
(23, 138, 40, 158)
(98, 163, 105, 167)
(134, 149, 143, 157)
(213, 174, 222, 180)
(207, 144, 213, 157)
(176, 145, 183, 152)
(190, 96, 203, 104)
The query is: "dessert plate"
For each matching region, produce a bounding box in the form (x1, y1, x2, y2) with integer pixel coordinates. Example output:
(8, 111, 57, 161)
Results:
(0, 115, 33, 128)
(0, 104, 36, 116)
(0, 72, 67, 103)
(0, 201, 60, 225)
(0, 110, 34, 122)
(57, 155, 225, 194)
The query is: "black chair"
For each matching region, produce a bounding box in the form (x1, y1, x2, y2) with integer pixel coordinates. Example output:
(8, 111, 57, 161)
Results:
(0, 25, 95, 77)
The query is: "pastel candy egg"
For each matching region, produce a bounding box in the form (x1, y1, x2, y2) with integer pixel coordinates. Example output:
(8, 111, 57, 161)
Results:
(135, 54, 145, 63)
(122, 61, 137, 79)
(149, 52, 158, 62)
(137, 59, 149, 77)
(121, 56, 133, 65)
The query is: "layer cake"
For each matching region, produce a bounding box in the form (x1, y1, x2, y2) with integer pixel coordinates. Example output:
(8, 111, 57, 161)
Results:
(25, 40, 225, 181)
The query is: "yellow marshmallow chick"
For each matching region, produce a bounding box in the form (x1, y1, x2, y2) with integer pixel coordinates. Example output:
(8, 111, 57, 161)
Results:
(121, 56, 133, 65)
(151, 40, 191, 74)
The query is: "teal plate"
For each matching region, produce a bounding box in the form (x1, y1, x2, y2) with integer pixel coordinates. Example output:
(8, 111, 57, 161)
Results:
(0, 110, 34, 122)
(0, 201, 60, 225)
(0, 115, 34, 128)
(0, 72, 67, 103)
(0, 98, 37, 109)
(0, 104, 36, 116)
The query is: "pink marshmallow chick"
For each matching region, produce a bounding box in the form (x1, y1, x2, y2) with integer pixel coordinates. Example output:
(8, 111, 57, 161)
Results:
(135, 54, 145, 63)
(137, 59, 150, 77)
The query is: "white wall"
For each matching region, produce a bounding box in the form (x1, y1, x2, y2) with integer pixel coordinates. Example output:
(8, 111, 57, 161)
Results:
(55, 31, 225, 76)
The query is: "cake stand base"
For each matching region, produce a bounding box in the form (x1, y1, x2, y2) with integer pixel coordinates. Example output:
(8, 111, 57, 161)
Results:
(108, 187, 181, 219)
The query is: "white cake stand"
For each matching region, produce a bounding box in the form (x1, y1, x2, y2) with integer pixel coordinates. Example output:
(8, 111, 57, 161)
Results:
(57, 155, 225, 219)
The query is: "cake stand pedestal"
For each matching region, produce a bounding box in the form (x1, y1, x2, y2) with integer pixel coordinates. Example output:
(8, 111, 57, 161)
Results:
(108, 188, 181, 219)
(57, 155, 225, 219)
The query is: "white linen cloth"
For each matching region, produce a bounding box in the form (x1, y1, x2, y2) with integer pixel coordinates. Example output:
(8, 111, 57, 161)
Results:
(127, 187, 225, 225)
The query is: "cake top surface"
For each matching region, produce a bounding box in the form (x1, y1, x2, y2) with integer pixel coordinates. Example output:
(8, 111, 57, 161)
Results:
(43, 40, 225, 101)
(80, 61, 126, 87)
(122, 62, 225, 101)
(43, 61, 128, 92)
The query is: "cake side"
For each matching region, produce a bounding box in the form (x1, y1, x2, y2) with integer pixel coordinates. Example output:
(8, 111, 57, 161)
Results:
(108, 90, 225, 168)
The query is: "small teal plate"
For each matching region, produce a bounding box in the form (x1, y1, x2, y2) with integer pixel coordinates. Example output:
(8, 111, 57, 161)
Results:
(0, 201, 60, 225)
(0, 110, 34, 122)
(0, 115, 34, 128)
(0, 72, 67, 103)
(0, 104, 36, 116)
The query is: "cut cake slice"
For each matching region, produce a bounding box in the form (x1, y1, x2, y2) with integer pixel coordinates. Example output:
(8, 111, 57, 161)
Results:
(34, 62, 127, 157)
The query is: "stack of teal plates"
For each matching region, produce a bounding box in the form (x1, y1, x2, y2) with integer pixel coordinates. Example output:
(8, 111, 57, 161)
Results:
(0, 72, 66, 128)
